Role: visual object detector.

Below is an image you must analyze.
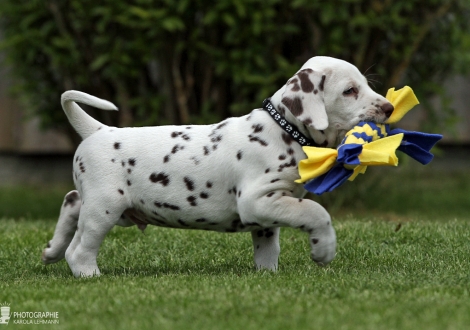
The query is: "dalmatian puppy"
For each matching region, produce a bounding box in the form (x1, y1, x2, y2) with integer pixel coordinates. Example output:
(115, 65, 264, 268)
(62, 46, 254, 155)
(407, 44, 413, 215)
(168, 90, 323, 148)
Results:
(42, 56, 394, 277)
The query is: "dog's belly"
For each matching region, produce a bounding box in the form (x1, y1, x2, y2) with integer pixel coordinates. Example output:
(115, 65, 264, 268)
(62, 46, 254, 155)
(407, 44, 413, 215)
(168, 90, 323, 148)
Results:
(121, 207, 262, 233)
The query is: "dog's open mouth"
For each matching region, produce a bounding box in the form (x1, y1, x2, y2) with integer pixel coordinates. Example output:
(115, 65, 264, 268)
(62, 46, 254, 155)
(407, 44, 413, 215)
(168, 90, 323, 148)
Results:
(362, 116, 387, 126)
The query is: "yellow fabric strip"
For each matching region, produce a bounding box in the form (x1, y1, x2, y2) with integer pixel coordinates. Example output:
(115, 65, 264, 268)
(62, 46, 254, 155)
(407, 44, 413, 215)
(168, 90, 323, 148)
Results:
(295, 147, 338, 183)
(357, 133, 403, 165)
(385, 86, 420, 124)
(348, 165, 367, 181)
(346, 134, 403, 182)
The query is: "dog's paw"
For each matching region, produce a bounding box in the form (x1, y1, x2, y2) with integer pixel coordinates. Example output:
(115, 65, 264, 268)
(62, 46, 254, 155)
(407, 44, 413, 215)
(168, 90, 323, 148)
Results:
(309, 225, 336, 266)
(255, 263, 278, 271)
(70, 265, 101, 278)
(41, 241, 65, 265)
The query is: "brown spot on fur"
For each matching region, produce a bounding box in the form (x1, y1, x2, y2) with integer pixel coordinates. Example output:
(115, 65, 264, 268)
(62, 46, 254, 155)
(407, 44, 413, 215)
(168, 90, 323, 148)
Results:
(187, 196, 197, 206)
(172, 144, 183, 154)
(216, 122, 228, 130)
(298, 70, 314, 93)
(155, 202, 180, 210)
(281, 132, 294, 145)
(252, 124, 264, 133)
(63, 192, 78, 207)
(167, 204, 180, 210)
(319, 75, 326, 91)
(178, 219, 189, 227)
(248, 135, 268, 146)
(282, 97, 303, 116)
(291, 83, 300, 92)
(184, 177, 195, 191)
(211, 135, 223, 143)
(149, 172, 170, 186)
(278, 158, 297, 172)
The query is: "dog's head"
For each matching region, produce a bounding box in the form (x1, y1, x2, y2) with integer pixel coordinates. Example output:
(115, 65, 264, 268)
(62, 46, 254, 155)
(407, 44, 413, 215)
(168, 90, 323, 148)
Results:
(270, 56, 394, 146)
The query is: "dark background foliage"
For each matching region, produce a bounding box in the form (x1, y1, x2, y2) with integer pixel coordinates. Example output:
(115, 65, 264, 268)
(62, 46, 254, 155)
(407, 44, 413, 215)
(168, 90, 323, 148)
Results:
(0, 0, 469, 146)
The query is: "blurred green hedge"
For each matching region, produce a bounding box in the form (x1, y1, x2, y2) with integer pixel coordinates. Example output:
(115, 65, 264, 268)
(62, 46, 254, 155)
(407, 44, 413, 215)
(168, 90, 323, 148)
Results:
(1, 0, 469, 145)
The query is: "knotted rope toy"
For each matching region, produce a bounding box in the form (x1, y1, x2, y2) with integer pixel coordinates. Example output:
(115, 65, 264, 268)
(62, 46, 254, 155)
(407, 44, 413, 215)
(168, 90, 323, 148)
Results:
(296, 86, 443, 195)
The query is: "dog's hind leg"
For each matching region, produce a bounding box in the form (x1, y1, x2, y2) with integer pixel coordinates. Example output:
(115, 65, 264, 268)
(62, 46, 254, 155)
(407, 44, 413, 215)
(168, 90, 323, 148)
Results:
(65, 193, 125, 277)
(251, 227, 280, 271)
(42, 190, 81, 265)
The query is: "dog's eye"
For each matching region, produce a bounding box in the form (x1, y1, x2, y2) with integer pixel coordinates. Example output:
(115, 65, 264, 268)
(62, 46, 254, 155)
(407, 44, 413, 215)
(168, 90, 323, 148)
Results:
(343, 87, 358, 96)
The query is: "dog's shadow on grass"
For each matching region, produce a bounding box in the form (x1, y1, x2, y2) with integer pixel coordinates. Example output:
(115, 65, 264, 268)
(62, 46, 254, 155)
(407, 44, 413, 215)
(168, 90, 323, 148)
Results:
(36, 259, 260, 279)
(102, 260, 259, 277)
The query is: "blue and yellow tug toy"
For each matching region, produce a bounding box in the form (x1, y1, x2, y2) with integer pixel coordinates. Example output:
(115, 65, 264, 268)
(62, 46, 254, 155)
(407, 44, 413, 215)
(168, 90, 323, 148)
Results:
(296, 86, 443, 195)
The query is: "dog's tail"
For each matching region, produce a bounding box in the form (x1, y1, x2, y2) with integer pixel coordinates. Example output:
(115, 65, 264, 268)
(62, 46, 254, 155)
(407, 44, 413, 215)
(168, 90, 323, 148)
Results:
(61, 90, 118, 140)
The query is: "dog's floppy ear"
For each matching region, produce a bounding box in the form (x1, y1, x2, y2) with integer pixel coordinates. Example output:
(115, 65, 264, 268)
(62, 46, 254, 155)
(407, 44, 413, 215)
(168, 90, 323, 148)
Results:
(280, 69, 328, 131)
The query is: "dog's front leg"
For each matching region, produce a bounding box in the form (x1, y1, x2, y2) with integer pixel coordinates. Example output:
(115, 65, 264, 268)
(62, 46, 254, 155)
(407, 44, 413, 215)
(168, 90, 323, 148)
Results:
(240, 192, 336, 268)
(251, 227, 280, 271)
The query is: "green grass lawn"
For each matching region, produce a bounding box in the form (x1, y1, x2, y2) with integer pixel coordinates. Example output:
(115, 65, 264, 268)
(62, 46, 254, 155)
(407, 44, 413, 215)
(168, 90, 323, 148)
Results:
(0, 165, 469, 330)
(1, 218, 469, 330)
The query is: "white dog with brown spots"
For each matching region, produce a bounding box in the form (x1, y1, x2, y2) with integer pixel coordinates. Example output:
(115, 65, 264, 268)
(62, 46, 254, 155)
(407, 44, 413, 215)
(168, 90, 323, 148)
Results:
(42, 56, 394, 277)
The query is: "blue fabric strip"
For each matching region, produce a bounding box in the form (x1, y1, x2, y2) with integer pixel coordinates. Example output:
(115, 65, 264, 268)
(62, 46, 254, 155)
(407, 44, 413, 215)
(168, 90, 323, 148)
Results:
(389, 129, 443, 165)
(337, 144, 363, 165)
(304, 165, 354, 195)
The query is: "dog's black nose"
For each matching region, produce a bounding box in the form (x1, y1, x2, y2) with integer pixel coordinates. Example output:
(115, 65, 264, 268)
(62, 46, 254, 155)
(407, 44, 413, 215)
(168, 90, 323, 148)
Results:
(381, 102, 394, 118)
